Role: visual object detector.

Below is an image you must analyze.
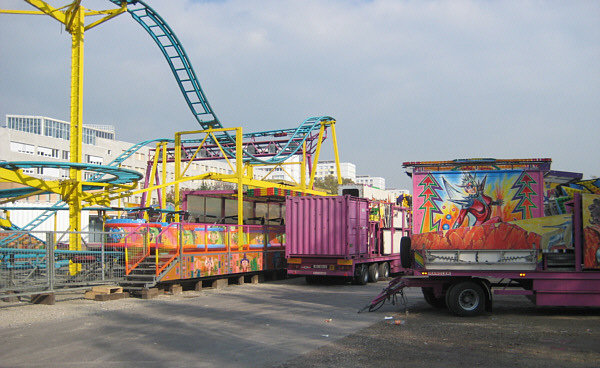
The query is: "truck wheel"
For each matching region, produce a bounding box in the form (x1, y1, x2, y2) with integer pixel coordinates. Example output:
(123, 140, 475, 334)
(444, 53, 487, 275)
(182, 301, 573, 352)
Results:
(354, 265, 369, 285)
(445, 281, 485, 317)
(368, 263, 379, 283)
(422, 287, 446, 309)
(400, 236, 412, 268)
(378, 262, 390, 279)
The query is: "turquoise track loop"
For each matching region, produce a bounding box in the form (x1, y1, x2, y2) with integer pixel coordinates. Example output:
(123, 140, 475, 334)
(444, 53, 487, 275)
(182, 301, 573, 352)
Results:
(108, 0, 219, 129)
(1, 2, 336, 232)
(0, 139, 169, 233)
(110, 0, 334, 165)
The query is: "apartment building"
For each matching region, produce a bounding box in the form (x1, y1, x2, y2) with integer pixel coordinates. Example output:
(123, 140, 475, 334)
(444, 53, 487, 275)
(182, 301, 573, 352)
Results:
(1, 114, 232, 206)
(355, 175, 386, 190)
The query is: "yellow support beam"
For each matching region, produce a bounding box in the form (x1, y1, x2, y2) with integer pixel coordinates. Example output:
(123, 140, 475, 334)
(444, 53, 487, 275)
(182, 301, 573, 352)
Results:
(1, 1, 129, 263)
(67, 4, 84, 252)
(0, 168, 64, 195)
(330, 121, 342, 185)
(23, 0, 68, 23)
(236, 127, 244, 226)
(308, 123, 327, 189)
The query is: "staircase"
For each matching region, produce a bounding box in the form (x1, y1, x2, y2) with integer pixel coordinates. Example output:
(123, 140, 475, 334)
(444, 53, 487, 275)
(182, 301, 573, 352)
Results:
(119, 254, 178, 295)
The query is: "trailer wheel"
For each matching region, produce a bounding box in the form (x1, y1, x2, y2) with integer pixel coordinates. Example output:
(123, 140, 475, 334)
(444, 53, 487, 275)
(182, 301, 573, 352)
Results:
(378, 262, 390, 280)
(422, 287, 446, 309)
(400, 236, 412, 269)
(368, 263, 379, 283)
(353, 265, 369, 285)
(446, 281, 485, 317)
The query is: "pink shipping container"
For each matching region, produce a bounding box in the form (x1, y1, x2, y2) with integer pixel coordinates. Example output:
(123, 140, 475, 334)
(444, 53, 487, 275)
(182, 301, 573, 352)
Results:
(286, 196, 368, 257)
(286, 196, 411, 285)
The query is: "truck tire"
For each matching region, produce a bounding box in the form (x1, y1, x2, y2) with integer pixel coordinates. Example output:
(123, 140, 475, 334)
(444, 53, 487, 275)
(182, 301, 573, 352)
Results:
(353, 264, 369, 285)
(368, 263, 379, 283)
(422, 287, 446, 309)
(400, 236, 412, 269)
(445, 281, 485, 317)
(378, 262, 390, 279)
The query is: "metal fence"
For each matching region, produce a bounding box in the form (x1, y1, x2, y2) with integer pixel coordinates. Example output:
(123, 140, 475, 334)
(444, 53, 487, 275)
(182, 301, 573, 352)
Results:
(0, 230, 126, 299)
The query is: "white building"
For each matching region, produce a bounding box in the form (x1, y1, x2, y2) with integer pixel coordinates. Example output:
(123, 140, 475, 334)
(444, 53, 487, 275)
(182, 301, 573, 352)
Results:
(253, 156, 303, 184)
(355, 175, 386, 190)
(388, 188, 411, 204)
(253, 159, 357, 185)
(314, 160, 356, 181)
(1, 114, 232, 207)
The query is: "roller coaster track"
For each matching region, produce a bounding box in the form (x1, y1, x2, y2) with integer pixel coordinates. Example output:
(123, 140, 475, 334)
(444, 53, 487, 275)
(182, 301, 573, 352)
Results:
(109, 0, 334, 165)
(0, 138, 170, 234)
(0, 0, 335, 233)
(108, 0, 220, 130)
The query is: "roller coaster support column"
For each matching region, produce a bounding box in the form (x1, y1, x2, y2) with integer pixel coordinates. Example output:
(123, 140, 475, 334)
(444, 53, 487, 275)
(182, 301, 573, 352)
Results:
(308, 119, 341, 189)
(301, 141, 307, 191)
(2, 1, 127, 254)
(174, 133, 183, 222)
(330, 121, 342, 184)
(236, 127, 244, 227)
(67, 3, 85, 257)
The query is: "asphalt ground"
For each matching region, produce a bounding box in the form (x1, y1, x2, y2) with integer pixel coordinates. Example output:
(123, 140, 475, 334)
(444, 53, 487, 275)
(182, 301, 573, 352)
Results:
(1, 276, 599, 368)
(0, 277, 413, 368)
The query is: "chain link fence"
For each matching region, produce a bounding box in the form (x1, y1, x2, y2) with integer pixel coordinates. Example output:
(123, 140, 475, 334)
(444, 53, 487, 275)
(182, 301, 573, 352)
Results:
(0, 230, 125, 299)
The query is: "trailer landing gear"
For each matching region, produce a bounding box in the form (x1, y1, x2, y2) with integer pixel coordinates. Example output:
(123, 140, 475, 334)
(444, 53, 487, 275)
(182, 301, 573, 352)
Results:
(422, 287, 446, 309)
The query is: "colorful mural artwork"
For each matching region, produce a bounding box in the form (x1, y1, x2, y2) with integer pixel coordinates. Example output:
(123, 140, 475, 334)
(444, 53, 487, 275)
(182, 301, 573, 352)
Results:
(583, 193, 600, 269)
(411, 214, 573, 252)
(560, 179, 600, 197)
(230, 252, 262, 273)
(161, 250, 279, 280)
(192, 254, 226, 277)
(412, 170, 545, 234)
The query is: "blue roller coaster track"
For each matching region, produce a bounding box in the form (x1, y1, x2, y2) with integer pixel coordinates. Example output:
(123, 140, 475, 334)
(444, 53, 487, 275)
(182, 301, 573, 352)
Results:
(0, 140, 165, 235)
(0, 0, 335, 233)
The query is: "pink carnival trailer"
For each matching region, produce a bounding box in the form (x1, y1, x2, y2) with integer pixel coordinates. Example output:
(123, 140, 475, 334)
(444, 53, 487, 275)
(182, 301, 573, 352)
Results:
(286, 195, 411, 284)
(366, 158, 600, 316)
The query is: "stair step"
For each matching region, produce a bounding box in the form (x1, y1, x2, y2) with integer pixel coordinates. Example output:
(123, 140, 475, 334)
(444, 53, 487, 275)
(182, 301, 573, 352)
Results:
(130, 267, 156, 272)
(126, 275, 156, 280)
(123, 283, 155, 287)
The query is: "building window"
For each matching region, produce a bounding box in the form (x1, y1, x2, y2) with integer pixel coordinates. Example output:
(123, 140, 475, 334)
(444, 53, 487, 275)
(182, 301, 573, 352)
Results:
(43, 118, 70, 140)
(10, 141, 35, 155)
(7, 116, 42, 134)
(85, 154, 103, 165)
(37, 146, 59, 158)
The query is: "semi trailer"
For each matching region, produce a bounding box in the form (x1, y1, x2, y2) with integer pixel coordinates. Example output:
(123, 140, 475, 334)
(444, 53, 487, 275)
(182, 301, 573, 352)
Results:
(286, 195, 411, 284)
(366, 158, 600, 316)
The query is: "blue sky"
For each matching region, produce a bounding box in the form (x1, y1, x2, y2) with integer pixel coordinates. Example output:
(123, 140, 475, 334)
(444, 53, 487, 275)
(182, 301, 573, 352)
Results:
(1, 0, 599, 190)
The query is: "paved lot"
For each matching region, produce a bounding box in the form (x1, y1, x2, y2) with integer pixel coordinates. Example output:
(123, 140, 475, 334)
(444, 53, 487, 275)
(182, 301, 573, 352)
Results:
(1, 277, 599, 368)
(0, 277, 416, 368)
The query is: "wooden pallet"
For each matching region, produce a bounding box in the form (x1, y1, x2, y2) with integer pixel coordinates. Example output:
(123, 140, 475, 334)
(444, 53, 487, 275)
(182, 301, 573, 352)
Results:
(84, 285, 128, 301)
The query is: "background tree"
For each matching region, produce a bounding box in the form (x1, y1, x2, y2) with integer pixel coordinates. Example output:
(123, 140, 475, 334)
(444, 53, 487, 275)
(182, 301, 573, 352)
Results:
(313, 175, 354, 194)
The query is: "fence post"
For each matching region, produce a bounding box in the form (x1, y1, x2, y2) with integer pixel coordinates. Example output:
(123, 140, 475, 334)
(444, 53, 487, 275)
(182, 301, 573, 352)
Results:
(179, 222, 184, 276)
(101, 230, 106, 282)
(47, 232, 55, 292)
